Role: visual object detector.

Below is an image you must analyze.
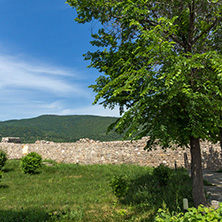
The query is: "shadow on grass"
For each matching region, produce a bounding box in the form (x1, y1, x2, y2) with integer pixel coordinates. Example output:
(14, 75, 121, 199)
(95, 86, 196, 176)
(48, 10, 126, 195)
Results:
(0, 209, 50, 222)
(0, 184, 9, 189)
(2, 168, 14, 173)
(120, 168, 193, 213)
(21, 170, 42, 175)
(202, 146, 222, 170)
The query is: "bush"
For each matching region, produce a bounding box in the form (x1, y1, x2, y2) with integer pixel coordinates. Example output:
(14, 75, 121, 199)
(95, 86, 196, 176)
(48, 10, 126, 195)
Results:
(20, 152, 42, 174)
(155, 203, 222, 221)
(109, 175, 129, 198)
(153, 164, 172, 187)
(0, 149, 7, 170)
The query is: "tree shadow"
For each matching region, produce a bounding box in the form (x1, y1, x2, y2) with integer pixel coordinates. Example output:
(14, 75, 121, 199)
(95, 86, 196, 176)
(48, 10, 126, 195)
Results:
(120, 168, 193, 213)
(2, 168, 14, 173)
(22, 170, 41, 175)
(0, 209, 50, 222)
(202, 146, 222, 170)
(0, 184, 9, 189)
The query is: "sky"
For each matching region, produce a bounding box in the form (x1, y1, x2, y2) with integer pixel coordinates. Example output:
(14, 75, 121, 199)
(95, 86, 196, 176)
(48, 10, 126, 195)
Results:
(0, 0, 120, 121)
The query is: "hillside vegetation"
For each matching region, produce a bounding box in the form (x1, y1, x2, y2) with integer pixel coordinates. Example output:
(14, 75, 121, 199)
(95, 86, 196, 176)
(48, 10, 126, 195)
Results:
(0, 115, 123, 143)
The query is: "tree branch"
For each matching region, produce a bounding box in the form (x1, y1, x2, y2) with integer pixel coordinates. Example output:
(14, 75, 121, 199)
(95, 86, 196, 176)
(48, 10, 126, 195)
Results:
(188, 0, 195, 51)
(193, 17, 222, 44)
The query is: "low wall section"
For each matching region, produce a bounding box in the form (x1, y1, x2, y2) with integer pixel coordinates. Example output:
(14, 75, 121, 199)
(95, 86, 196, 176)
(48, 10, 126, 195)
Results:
(1, 138, 222, 170)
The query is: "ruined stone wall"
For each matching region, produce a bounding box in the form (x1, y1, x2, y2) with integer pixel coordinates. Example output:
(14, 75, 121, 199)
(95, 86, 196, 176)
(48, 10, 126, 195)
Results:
(0, 137, 222, 170)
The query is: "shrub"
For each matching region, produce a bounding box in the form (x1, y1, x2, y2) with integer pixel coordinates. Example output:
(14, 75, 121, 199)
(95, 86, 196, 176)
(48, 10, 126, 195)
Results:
(109, 175, 129, 198)
(153, 164, 172, 187)
(20, 152, 42, 174)
(0, 149, 7, 170)
(155, 203, 222, 221)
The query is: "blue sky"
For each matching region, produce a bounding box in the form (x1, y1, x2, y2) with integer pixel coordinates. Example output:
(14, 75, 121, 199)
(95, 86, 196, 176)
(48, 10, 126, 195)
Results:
(0, 0, 119, 121)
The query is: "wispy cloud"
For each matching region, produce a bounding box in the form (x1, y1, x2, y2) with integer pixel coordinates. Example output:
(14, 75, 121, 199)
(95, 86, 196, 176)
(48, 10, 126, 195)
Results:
(0, 98, 120, 121)
(0, 52, 120, 121)
(0, 53, 97, 120)
(56, 104, 121, 117)
(0, 54, 90, 97)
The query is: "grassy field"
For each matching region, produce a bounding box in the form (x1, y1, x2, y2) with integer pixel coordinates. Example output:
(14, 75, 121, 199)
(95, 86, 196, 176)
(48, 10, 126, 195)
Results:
(0, 160, 193, 221)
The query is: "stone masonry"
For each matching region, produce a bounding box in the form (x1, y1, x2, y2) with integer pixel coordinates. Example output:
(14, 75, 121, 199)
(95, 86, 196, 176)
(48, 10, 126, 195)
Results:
(0, 137, 222, 170)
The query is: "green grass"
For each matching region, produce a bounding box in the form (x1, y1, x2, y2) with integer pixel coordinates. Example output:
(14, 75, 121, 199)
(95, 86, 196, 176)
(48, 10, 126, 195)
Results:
(0, 160, 193, 221)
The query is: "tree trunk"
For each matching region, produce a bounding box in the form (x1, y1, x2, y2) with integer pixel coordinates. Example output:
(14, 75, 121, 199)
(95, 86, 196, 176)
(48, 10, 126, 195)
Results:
(190, 137, 207, 207)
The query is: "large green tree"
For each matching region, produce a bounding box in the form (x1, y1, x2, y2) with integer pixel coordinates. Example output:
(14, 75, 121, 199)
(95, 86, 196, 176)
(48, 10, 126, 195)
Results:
(68, 0, 222, 207)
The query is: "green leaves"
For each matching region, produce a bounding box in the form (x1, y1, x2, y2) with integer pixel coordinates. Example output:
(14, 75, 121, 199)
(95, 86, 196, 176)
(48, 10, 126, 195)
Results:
(68, 0, 222, 149)
(155, 203, 222, 221)
(20, 152, 42, 174)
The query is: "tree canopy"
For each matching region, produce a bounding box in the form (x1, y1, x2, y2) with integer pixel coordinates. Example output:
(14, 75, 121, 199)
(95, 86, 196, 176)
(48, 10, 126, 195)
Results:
(68, 0, 222, 206)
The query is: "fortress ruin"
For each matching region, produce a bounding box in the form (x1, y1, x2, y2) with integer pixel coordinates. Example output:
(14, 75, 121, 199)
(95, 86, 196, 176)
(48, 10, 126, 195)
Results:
(1, 137, 222, 170)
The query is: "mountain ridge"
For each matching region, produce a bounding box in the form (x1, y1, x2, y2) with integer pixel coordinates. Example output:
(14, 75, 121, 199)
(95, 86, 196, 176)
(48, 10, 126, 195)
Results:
(0, 114, 122, 143)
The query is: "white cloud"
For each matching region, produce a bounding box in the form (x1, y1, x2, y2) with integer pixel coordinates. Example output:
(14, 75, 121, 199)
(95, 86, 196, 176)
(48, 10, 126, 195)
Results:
(0, 56, 75, 76)
(56, 104, 121, 117)
(0, 52, 121, 121)
(0, 99, 120, 121)
(0, 54, 90, 97)
(30, 100, 120, 117)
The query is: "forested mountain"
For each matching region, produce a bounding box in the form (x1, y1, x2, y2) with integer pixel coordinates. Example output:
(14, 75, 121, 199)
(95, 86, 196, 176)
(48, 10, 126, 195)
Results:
(0, 115, 123, 143)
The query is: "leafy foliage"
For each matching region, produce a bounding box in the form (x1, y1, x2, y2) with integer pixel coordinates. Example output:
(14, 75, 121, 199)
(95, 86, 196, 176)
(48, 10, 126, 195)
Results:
(155, 203, 222, 221)
(20, 152, 42, 174)
(67, 0, 222, 147)
(0, 149, 7, 170)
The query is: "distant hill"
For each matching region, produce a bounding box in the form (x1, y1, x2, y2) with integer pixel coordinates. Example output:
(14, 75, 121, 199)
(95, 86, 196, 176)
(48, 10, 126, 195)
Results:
(0, 115, 123, 143)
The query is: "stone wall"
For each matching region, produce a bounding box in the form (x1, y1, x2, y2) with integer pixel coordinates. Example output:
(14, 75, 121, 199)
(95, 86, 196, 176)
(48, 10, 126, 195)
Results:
(0, 137, 222, 170)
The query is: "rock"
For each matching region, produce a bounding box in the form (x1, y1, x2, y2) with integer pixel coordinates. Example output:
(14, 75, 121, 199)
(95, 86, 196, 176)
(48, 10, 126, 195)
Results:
(77, 138, 95, 143)
(35, 140, 50, 144)
(211, 200, 220, 209)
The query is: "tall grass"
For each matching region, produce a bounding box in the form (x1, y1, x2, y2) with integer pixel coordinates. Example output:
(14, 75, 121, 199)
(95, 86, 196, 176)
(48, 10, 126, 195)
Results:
(0, 160, 192, 221)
